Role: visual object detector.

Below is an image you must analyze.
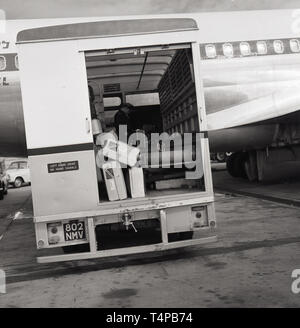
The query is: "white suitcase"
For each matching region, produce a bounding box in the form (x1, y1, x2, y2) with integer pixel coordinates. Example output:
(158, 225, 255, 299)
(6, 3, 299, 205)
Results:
(102, 139, 140, 167)
(91, 118, 103, 136)
(128, 166, 145, 198)
(102, 161, 127, 201)
(96, 130, 118, 147)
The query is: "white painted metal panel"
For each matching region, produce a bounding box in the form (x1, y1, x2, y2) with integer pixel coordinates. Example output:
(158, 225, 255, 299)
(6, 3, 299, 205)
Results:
(28, 150, 99, 217)
(18, 41, 92, 149)
(78, 30, 199, 53)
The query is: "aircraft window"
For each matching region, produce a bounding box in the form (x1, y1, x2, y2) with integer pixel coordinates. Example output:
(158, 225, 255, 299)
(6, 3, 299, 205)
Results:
(103, 97, 121, 108)
(274, 40, 284, 54)
(15, 55, 19, 69)
(205, 44, 216, 58)
(240, 42, 251, 56)
(256, 41, 267, 55)
(290, 39, 300, 53)
(223, 43, 234, 57)
(0, 56, 6, 70)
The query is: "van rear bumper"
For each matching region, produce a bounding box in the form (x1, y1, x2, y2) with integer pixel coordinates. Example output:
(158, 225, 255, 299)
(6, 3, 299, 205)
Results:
(37, 235, 217, 263)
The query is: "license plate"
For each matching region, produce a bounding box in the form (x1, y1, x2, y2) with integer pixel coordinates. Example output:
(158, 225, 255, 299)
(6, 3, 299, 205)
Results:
(63, 221, 86, 241)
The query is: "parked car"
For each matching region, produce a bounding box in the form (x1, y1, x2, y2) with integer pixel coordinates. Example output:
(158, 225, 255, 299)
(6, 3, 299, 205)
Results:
(6, 160, 31, 188)
(0, 160, 8, 200)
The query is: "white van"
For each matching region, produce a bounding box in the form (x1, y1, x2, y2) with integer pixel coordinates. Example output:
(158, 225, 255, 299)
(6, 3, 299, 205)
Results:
(17, 18, 216, 263)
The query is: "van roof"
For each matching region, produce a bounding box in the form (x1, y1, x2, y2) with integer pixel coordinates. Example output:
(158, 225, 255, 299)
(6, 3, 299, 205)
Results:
(10, 160, 27, 164)
(16, 18, 198, 44)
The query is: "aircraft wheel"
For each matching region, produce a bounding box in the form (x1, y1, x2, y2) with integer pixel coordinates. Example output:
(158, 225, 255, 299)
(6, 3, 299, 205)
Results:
(216, 152, 226, 162)
(226, 152, 247, 178)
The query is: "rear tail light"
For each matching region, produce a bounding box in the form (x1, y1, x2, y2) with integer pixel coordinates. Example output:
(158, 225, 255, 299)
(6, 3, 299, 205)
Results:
(209, 220, 216, 228)
(191, 206, 208, 228)
(47, 222, 62, 245)
(49, 235, 60, 244)
(37, 239, 45, 248)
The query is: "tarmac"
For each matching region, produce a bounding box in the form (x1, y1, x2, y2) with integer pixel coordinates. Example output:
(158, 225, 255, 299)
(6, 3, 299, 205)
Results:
(0, 172, 300, 307)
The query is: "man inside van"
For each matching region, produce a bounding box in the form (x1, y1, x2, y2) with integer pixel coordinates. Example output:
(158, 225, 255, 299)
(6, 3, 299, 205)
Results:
(114, 103, 135, 138)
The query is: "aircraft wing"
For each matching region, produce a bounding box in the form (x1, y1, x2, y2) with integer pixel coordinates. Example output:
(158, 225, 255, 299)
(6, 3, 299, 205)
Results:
(207, 87, 300, 131)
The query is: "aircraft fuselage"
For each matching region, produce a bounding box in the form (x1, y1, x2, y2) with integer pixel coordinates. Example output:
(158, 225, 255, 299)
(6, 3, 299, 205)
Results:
(1, 11, 300, 158)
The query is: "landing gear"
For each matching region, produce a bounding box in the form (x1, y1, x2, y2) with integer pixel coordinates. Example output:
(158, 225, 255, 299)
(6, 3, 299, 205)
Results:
(211, 152, 230, 163)
(227, 147, 300, 182)
(226, 152, 248, 178)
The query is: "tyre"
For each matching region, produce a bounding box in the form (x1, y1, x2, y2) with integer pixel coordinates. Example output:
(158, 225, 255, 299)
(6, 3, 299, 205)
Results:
(14, 177, 23, 188)
(226, 152, 247, 178)
(0, 189, 3, 200)
(216, 152, 226, 162)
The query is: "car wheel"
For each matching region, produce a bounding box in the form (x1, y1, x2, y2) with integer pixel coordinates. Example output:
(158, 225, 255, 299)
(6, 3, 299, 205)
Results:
(0, 189, 4, 200)
(14, 177, 23, 188)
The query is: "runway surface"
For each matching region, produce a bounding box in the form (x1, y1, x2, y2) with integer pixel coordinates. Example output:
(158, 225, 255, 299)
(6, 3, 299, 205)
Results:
(0, 174, 300, 307)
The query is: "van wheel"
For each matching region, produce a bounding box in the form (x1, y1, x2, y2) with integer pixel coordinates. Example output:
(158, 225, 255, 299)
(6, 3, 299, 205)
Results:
(14, 177, 23, 188)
